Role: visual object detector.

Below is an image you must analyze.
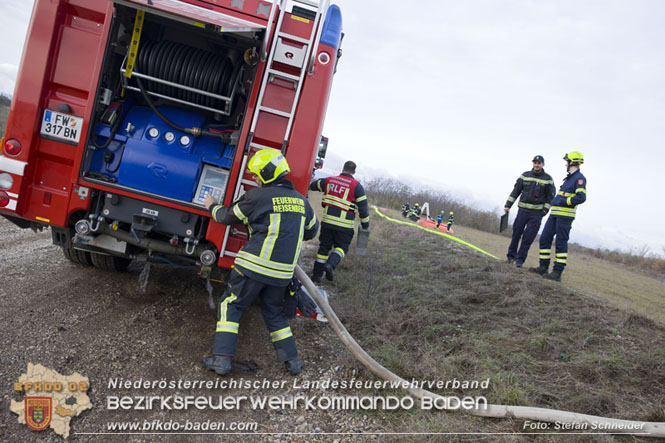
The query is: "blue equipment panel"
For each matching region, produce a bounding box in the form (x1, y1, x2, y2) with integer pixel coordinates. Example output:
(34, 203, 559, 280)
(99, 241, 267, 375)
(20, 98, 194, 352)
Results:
(89, 105, 235, 202)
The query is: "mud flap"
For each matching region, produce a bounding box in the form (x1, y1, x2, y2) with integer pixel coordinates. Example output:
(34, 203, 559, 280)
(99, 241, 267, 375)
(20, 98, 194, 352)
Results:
(356, 226, 370, 256)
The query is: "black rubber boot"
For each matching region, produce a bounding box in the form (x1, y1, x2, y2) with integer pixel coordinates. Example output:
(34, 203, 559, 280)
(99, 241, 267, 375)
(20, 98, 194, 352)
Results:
(285, 357, 304, 375)
(311, 262, 324, 283)
(323, 263, 334, 281)
(543, 269, 562, 282)
(528, 265, 548, 275)
(203, 354, 232, 376)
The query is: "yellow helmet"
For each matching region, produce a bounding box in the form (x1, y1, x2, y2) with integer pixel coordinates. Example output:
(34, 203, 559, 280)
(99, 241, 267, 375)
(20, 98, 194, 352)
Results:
(247, 149, 290, 183)
(564, 151, 584, 165)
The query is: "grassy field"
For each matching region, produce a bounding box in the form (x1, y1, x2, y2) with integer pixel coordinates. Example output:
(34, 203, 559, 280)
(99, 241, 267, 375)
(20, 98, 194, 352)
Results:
(452, 220, 665, 326)
(303, 199, 665, 438)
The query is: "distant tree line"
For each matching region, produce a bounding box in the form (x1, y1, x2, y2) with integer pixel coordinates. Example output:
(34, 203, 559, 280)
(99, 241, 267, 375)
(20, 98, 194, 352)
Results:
(364, 176, 499, 233)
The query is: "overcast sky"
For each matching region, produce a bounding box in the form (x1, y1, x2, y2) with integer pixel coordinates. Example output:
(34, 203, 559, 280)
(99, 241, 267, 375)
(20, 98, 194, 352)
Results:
(1, 0, 664, 256)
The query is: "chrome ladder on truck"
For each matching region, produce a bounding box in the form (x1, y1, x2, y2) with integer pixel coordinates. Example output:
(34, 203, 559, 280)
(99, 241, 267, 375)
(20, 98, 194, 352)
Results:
(220, 0, 330, 258)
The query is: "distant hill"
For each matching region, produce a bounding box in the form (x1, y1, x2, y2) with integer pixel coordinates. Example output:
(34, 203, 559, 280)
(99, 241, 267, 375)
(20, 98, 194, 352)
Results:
(0, 94, 10, 137)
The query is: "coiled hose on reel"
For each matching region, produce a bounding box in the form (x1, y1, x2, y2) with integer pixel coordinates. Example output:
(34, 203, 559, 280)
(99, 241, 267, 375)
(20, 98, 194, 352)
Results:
(133, 40, 240, 141)
(136, 40, 238, 109)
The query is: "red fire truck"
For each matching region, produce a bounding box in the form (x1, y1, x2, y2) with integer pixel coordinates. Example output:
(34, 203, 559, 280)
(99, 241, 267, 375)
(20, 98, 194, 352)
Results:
(0, 0, 341, 275)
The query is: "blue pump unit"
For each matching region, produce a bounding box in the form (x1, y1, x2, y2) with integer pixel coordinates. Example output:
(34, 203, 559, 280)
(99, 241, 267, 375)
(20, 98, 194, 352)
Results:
(88, 105, 235, 203)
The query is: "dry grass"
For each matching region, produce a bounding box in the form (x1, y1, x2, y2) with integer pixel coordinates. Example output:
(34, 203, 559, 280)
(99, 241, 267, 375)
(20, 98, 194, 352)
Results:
(302, 203, 665, 438)
(451, 221, 665, 325)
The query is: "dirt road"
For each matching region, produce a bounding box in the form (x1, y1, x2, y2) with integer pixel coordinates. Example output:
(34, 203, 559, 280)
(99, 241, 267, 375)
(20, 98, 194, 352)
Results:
(0, 218, 380, 441)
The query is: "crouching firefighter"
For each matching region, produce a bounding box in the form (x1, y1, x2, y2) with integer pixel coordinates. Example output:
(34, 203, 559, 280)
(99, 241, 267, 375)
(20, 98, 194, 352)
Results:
(309, 161, 370, 283)
(202, 149, 319, 376)
(529, 151, 587, 282)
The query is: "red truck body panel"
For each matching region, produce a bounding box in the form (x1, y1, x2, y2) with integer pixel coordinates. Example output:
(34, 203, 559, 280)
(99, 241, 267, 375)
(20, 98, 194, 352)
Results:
(1, 0, 342, 271)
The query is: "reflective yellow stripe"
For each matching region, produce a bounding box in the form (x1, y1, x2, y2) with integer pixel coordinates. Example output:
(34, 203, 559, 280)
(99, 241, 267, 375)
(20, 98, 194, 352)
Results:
(518, 202, 544, 210)
(322, 213, 355, 228)
(507, 196, 516, 202)
(556, 253, 568, 257)
(317, 181, 323, 191)
(539, 249, 551, 259)
(212, 204, 222, 220)
(235, 257, 293, 280)
(555, 258, 567, 263)
(521, 176, 554, 185)
(544, 203, 551, 209)
(316, 254, 328, 262)
(323, 194, 354, 210)
(237, 251, 293, 271)
(355, 195, 367, 203)
(260, 213, 281, 260)
(233, 204, 248, 223)
(218, 294, 238, 332)
(360, 216, 370, 223)
(575, 188, 586, 193)
(291, 217, 306, 266)
(216, 321, 239, 334)
(558, 191, 575, 197)
(306, 215, 317, 230)
(270, 327, 293, 342)
(333, 247, 345, 259)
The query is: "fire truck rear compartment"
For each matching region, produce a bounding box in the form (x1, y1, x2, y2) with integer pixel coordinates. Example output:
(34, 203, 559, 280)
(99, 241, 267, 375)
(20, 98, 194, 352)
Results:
(82, 4, 259, 208)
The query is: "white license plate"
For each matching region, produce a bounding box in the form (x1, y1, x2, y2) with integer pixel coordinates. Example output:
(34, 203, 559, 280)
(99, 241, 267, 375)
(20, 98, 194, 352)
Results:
(40, 109, 83, 144)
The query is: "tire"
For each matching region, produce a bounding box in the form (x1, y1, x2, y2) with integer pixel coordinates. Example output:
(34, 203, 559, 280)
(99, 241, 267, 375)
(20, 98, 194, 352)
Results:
(62, 247, 93, 266)
(90, 252, 132, 272)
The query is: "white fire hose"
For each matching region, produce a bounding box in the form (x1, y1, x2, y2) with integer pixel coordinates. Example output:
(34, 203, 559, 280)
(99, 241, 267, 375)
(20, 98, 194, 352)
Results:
(294, 265, 665, 438)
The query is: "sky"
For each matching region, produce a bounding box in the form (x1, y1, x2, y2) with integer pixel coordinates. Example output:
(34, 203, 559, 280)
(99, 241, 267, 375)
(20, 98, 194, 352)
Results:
(1, 0, 664, 256)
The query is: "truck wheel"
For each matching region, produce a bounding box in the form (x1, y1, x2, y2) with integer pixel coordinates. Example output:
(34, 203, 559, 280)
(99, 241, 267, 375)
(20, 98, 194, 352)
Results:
(62, 246, 93, 266)
(90, 252, 132, 272)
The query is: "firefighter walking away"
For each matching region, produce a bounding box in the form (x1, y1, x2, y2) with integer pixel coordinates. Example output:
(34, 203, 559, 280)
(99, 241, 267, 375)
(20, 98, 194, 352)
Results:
(202, 149, 319, 376)
(529, 151, 587, 282)
(309, 161, 369, 282)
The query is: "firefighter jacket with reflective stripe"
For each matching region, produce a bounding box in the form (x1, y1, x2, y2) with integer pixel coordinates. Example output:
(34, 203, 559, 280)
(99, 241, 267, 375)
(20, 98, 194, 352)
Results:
(209, 178, 318, 286)
(549, 169, 587, 218)
(309, 173, 370, 231)
(505, 169, 555, 212)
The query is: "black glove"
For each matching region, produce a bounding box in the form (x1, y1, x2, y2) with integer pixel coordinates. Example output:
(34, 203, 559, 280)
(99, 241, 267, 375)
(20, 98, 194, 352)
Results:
(361, 222, 370, 230)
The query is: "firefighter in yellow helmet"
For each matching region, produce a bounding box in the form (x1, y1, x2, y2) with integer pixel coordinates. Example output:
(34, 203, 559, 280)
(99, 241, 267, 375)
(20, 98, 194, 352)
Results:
(203, 149, 319, 376)
(529, 151, 587, 282)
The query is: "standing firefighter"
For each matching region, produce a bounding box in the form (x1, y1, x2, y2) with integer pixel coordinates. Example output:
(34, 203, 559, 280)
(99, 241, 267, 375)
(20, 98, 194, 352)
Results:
(504, 155, 555, 267)
(202, 149, 319, 376)
(447, 211, 455, 231)
(310, 161, 369, 282)
(530, 151, 587, 282)
(436, 210, 445, 229)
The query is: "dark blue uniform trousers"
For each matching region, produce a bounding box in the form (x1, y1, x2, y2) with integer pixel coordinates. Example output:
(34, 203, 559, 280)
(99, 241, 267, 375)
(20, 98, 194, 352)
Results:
(538, 215, 573, 271)
(507, 209, 543, 264)
(213, 270, 297, 362)
(313, 225, 354, 278)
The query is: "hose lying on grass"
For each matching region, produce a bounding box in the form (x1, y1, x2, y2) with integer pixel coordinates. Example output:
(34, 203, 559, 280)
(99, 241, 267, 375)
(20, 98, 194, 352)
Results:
(372, 206, 499, 259)
(294, 265, 665, 437)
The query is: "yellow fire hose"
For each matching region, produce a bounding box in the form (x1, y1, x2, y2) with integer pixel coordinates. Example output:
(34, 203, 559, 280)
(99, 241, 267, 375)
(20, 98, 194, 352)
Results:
(372, 206, 499, 259)
(294, 265, 665, 437)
